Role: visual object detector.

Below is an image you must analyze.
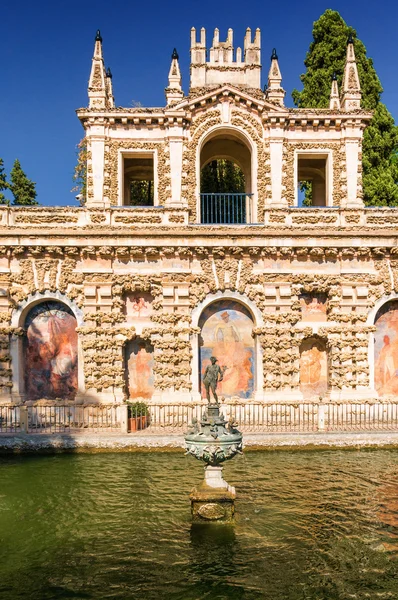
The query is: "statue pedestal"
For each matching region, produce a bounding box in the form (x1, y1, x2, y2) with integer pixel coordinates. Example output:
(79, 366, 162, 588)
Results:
(190, 466, 236, 522)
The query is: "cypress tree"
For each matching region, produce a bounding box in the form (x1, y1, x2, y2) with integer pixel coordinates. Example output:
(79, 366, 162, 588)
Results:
(292, 9, 398, 206)
(10, 159, 38, 206)
(0, 159, 10, 205)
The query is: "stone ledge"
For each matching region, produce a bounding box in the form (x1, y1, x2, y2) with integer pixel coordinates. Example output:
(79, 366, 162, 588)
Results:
(2, 431, 398, 453)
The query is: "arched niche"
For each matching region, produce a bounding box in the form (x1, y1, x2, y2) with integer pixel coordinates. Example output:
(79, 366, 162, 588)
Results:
(23, 301, 78, 401)
(374, 300, 398, 397)
(125, 337, 154, 401)
(10, 292, 84, 403)
(299, 337, 328, 399)
(198, 299, 255, 400)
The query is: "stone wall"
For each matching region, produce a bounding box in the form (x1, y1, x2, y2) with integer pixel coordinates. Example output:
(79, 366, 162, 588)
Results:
(0, 213, 397, 406)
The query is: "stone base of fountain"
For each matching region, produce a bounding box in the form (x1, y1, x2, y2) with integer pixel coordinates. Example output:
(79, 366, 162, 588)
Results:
(190, 466, 236, 522)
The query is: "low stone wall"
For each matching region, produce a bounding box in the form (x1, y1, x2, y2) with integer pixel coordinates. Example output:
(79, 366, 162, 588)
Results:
(2, 430, 398, 454)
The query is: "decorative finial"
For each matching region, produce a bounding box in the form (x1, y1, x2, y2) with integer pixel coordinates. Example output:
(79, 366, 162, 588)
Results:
(332, 72, 337, 81)
(172, 48, 179, 60)
(271, 48, 278, 61)
(106, 67, 112, 79)
(95, 29, 102, 42)
(347, 32, 354, 45)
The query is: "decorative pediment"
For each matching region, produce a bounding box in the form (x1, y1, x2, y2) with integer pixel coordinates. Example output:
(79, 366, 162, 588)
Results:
(172, 84, 289, 116)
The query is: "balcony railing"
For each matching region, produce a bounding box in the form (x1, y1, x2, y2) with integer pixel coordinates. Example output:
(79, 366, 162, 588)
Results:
(200, 193, 253, 224)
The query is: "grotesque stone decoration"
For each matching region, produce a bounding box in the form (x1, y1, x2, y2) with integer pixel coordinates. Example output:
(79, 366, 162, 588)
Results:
(0, 25, 392, 422)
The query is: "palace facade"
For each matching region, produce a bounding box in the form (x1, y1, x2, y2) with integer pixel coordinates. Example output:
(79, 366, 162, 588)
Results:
(1, 27, 398, 409)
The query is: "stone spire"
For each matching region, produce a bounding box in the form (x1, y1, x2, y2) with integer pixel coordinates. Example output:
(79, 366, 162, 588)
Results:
(165, 48, 184, 105)
(88, 30, 107, 109)
(106, 68, 115, 108)
(341, 33, 361, 111)
(265, 48, 285, 106)
(329, 72, 341, 110)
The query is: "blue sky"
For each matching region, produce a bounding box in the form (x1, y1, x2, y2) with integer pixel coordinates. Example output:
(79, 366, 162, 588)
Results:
(2, 0, 398, 206)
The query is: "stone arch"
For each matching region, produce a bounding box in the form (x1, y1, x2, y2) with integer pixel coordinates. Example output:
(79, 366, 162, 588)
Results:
(373, 299, 398, 397)
(196, 125, 257, 224)
(192, 293, 261, 401)
(10, 292, 84, 403)
(299, 336, 328, 399)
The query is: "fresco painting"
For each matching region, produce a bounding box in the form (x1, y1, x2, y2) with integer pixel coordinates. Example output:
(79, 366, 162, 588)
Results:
(374, 302, 398, 396)
(126, 339, 154, 400)
(300, 338, 327, 398)
(199, 301, 254, 399)
(124, 293, 153, 324)
(24, 302, 78, 401)
(300, 293, 327, 322)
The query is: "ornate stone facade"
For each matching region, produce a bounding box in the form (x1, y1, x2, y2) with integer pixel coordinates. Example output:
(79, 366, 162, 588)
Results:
(1, 28, 397, 409)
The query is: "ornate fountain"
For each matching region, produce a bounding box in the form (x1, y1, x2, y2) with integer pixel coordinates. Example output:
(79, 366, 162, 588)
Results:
(185, 357, 243, 522)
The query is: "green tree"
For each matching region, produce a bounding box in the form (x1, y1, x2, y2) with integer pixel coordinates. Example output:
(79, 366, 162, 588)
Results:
(0, 159, 10, 205)
(71, 138, 87, 204)
(10, 159, 38, 206)
(292, 9, 398, 206)
(200, 159, 245, 194)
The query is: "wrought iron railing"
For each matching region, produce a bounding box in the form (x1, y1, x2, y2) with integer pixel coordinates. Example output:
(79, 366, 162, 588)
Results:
(2, 402, 398, 435)
(0, 406, 20, 433)
(200, 193, 252, 224)
(26, 405, 121, 434)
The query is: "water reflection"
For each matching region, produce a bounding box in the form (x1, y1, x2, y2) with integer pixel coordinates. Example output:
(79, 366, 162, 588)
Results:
(1, 451, 398, 599)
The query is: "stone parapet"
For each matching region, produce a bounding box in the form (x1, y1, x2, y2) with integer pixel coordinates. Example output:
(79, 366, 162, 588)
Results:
(0, 206, 398, 235)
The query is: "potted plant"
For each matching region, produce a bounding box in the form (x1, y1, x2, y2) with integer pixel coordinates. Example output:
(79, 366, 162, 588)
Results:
(127, 401, 149, 432)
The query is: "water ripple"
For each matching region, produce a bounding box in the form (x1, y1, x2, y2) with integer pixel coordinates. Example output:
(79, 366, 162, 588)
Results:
(1, 450, 398, 599)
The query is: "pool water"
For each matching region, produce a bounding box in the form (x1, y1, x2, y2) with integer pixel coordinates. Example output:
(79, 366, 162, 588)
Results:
(1, 449, 398, 599)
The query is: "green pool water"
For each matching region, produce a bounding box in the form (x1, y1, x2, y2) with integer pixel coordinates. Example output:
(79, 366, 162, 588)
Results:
(1, 449, 398, 600)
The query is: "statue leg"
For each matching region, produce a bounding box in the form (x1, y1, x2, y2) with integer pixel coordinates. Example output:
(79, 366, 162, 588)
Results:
(211, 383, 218, 403)
(205, 382, 211, 402)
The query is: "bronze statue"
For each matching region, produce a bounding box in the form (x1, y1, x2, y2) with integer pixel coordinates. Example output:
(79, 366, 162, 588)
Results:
(203, 356, 226, 404)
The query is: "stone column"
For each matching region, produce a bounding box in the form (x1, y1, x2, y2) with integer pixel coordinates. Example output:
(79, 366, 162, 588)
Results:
(341, 121, 364, 208)
(268, 127, 286, 207)
(166, 126, 184, 207)
(86, 123, 106, 208)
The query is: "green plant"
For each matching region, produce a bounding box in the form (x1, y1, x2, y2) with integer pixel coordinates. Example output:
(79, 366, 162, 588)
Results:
(126, 401, 149, 418)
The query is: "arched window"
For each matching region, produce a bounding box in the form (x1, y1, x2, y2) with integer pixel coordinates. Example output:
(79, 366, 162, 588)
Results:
(198, 300, 255, 399)
(374, 300, 398, 396)
(299, 337, 328, 399)
(200, 130, 252, 224)
(24, 301, 78, 401)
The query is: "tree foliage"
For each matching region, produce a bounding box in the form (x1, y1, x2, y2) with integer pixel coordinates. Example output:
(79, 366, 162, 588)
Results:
(200, 159, 245, 194)
(0, 159, 10, 205)
(71, 138, 88, 204)
(292, 9, 398, 206)
(10, 159, 38, 206)
(130, 180, 154, 206)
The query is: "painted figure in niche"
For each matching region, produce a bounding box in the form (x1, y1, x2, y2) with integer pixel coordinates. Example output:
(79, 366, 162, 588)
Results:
(126, 339, 154, 400)
(300, 338, 327, 398)
(24, 302, 78, 401)
(200, 301, 254, 399)
(131, 297, 148, 317)
(300, 293, 327, 322)
(374, 303, 398, 396)
(124, 293, 153, 323)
